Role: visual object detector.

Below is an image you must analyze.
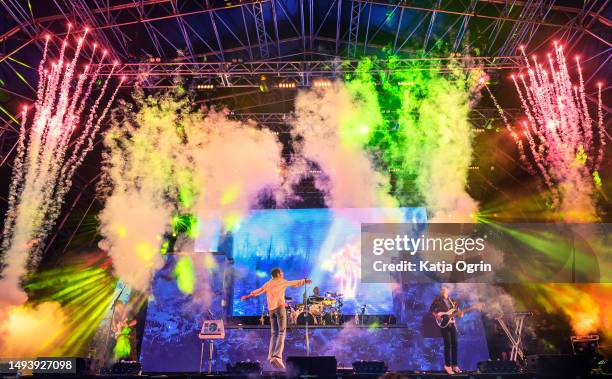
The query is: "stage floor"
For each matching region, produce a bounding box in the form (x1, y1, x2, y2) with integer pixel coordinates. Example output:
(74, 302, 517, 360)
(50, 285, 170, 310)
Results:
(140, 323, 489, 372)
(39, 372, 611, 379)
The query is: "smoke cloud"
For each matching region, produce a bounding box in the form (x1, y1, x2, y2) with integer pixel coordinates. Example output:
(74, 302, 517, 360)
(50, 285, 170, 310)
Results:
(98, 92, 283, 292)
(291, 82, 398, 209)
(188, 112, 283, 235)
(396, 65, 483, 221)
(0, 302, 69, 357)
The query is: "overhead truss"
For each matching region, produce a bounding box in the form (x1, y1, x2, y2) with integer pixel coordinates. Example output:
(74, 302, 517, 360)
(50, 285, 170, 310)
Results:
(98, 55, 523, 88)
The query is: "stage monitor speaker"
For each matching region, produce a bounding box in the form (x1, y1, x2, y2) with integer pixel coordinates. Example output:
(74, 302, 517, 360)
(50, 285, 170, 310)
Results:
(286, 356, 337, 377)
(352, 360, 387, 374)
(477, 359, 520, 373)
(526, 354, 590, 376)
(110, 361, 142, 375)
(227, 361, 263, 375)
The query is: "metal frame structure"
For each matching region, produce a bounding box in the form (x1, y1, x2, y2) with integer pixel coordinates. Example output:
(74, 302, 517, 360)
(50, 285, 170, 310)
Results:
(0, 0, 610, 257)
(97, 55, 524, 88)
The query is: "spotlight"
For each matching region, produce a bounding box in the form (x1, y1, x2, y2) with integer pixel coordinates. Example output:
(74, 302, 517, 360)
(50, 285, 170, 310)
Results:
(313, 79, 332, 88)
(196, 83, 214, 90)
(277, 82, 297, 89)
(259, 75, 269, 92)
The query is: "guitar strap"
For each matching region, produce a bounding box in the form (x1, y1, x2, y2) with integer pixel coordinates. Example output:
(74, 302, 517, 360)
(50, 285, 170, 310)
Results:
(448, 298, 457, 324)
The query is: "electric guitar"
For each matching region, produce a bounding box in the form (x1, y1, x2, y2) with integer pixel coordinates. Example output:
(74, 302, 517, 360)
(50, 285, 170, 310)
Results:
(435, 303, 483, 328)
(112, 318, 137, 337)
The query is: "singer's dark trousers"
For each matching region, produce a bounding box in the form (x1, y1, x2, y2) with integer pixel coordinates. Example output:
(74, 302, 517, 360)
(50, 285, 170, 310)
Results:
(439, 323, 458, 366)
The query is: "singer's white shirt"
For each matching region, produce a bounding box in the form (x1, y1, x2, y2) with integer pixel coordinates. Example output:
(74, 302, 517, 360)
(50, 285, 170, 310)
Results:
(252, 278, 306, 311)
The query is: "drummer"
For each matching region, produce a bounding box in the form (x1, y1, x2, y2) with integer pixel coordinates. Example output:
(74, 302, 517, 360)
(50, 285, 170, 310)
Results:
(307, 287, 324, 304)
(312, 287, 320, 298)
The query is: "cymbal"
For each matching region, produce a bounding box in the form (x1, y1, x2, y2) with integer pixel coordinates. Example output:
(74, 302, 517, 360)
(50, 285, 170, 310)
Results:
(325, 292, 343, 298)
(307, 296, 324, 303)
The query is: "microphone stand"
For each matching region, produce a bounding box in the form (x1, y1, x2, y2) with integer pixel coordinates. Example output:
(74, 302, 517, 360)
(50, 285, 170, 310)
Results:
(302, 279, 310, 357)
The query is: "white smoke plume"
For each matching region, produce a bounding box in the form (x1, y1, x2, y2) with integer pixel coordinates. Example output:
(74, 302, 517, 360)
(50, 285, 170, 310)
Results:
(291, 82, 398, 210)
(187, 111, 283, 237)
(98, 93, 283, 292)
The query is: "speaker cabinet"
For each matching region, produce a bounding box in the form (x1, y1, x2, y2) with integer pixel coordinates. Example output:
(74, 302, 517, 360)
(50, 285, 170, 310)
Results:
(286, 356, 337, 377)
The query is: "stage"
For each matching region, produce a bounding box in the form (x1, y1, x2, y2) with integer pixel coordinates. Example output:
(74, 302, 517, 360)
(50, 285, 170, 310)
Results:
(140, 323, 487, 373)
(44, 370, 612, 379)
(0, 1, 609, 375)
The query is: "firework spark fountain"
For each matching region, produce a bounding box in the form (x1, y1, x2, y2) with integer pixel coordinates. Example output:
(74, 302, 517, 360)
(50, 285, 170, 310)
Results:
(0, 26, 123, 306)
(485, 43, 605, 220)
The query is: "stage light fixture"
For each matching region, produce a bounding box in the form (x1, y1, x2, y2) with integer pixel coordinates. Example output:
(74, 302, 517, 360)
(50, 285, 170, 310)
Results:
(397, 81, 414, 86)
(196, 83, 214, 90)
(313, 79, 332, 88)
(571, 335, 599, 355)
(277, 82, 297, 89)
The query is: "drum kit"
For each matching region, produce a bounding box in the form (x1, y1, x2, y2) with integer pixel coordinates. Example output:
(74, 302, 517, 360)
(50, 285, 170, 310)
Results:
(286, 292, 344, 326)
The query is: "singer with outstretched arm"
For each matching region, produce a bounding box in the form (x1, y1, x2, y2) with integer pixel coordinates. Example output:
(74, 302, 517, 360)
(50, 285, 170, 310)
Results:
(241, 267, 312, 370)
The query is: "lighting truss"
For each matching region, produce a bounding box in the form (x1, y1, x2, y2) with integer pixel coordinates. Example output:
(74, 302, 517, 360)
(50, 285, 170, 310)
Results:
(94, 55, 523, 88)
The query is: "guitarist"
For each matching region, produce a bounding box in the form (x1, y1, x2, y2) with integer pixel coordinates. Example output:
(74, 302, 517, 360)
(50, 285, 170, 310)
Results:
(429, 286, 462, 375)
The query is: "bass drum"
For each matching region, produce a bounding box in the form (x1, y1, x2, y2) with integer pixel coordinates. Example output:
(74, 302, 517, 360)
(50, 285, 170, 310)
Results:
(296, 312, 316, 325)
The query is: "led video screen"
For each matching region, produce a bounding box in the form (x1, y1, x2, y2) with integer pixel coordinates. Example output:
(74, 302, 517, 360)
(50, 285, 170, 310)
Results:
(230, 207, 427, 316)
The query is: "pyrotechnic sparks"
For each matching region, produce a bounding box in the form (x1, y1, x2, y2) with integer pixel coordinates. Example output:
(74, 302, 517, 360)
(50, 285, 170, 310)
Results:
(0, 27, 122, 305)
(485, 44, 605, 220)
